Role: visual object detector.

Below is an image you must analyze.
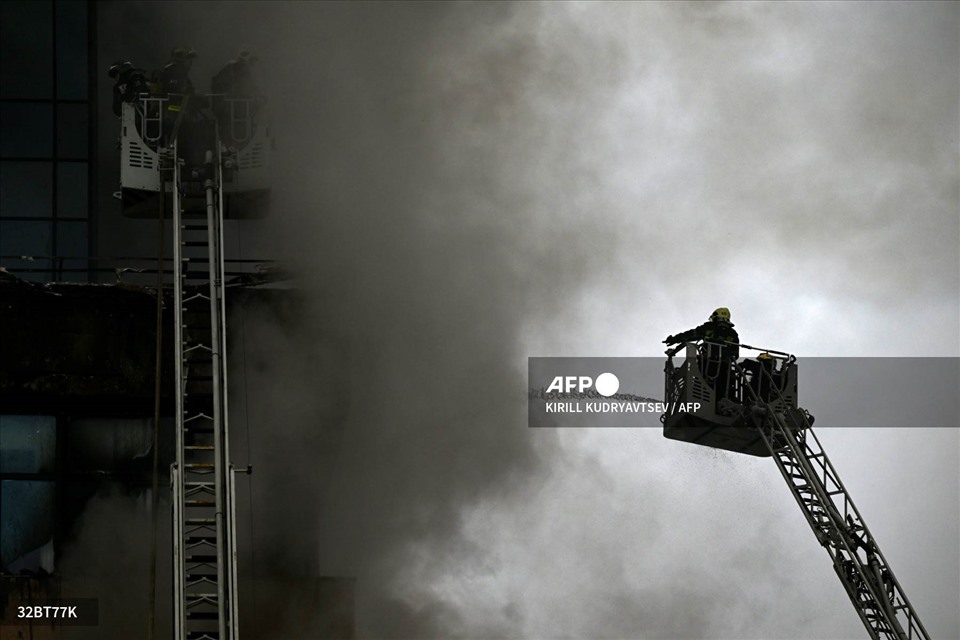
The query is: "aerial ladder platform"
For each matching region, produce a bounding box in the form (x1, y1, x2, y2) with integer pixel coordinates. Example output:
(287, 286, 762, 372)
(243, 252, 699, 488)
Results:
(663, 342, 930, 640)
(116, 90, 271, 640)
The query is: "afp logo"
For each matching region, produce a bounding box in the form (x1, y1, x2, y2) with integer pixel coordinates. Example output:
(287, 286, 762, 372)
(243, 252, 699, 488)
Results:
(545, 372, 620, 397)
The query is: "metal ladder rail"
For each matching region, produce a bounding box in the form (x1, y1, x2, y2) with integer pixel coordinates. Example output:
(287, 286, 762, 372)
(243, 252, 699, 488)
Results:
(778, 424, 927, 639)
(175, 135, 220, 640)
(205, 125, 240, 640)
(214, 122, 242, 637)
(172, 129, 238, 640)
(172, 140, 222, 640)
(742, 369, 906, 639)
(736, 362, 929, 640)
(171, 139, 186, 640)
(204, 138, 228, 640)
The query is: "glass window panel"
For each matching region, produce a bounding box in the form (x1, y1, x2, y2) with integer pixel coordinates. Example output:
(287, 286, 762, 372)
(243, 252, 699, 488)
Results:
(1, 480, 56, 570)
(56, 220, 87, 255)
(63, 418, 156, 473)
(0, 220, 52, 255)
(55, 0, 88, 100)
(0, 103, 53, 158)
(56, 103, 87, 159)
(0, 161, 53, 217)
(0, 220, 52, 281)
(0, 415, 56, 474)
(0, 1, 53, 99)
(56, 161, 87, 218)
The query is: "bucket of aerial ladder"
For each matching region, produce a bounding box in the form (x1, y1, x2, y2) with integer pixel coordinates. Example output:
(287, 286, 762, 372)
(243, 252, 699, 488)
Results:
(118, 93, 270, 218)
(662, 341, 811, 457)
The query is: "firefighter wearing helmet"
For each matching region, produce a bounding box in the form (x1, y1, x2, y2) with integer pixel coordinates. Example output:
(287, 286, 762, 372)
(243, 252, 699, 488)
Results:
(664, 308, 739, 355)
(664, 308, 740, 404)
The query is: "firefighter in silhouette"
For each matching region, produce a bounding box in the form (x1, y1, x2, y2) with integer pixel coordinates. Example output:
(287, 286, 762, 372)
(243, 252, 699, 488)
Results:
(664, 308, 740, 405)
(159, 48, 198, 144)
(211, 50, 260, 144)
(108, 61, 149, 117)
(741, 351, 779, 403)
(159, 47, 197, 97)
(211, 50, 259, 97)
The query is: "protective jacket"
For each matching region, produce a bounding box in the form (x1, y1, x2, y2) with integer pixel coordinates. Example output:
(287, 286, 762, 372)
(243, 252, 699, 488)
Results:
(665, 320, 740, 360)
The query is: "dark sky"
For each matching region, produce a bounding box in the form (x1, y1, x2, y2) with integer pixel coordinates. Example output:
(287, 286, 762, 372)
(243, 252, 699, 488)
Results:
(96, 2, 959, 638)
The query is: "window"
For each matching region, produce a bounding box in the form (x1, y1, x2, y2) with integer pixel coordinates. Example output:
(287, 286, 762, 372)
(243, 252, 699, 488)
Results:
(0, 1, 93, 283)
(0, 103, 53, 158)
(0, 415, 57, 571)
(55, 0, 88, 100)
(1, 161, 53, 217)
(57, 103, 88, 159)
(0, 220, 52, 276)
(0, 1, 54, 99)
(57, 161, 88, 218)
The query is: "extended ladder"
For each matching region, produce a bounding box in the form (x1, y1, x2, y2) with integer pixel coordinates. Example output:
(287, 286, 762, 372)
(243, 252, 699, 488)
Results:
(168, 129, 240, 640)
(739, 364, 929, 640)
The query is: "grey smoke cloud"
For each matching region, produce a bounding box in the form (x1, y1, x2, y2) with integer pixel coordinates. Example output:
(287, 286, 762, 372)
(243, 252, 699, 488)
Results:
(88, 1, 959, 638)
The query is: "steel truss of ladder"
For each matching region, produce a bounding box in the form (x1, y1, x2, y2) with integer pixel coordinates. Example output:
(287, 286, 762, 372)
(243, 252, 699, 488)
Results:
(168, 128, 240, 640)
(734, 363, 930, 640)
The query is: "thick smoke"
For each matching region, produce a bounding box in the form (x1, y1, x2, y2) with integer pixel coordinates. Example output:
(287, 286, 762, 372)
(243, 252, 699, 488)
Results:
(84, 2, 959, 638)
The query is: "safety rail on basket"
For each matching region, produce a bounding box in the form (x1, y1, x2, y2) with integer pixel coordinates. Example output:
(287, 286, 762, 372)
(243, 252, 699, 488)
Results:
(225, 97, 261, 144)
(665, 340, 794, 361)
(138, 94, 168, 144)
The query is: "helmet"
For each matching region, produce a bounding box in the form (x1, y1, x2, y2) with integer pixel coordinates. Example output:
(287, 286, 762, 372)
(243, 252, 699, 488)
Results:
(758, 352, 773, 361)
(108, 60, 130, 78)
(237, 50, 259, 65)
(710, 307, 731, 322)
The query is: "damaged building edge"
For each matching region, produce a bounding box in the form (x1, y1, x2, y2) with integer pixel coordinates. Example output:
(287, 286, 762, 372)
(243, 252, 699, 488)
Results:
(0, 269, 356, 638)
(0, 269, 291, 416)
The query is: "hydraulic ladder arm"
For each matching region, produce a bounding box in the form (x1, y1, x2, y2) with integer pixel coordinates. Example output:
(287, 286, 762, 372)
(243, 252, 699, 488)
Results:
(169, 118, 240, 640)
(738, 362, 930, 640)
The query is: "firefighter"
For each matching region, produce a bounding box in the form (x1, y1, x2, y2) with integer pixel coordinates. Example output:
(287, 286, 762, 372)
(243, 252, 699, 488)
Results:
(159, 47, 197, 97)
(741, 351, 778, 403)
(108, 61, 149, 117)
(664, 308, 740, 403)
(211, 50, 260, 144)
(211, 50, 259, 97)
(158, 48, 199, 146)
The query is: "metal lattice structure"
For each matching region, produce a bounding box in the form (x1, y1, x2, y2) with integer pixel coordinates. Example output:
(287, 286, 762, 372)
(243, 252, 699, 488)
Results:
(168, 131, 240, 640)
(663, 343, 930, 640)
(117, 89, 271, 639)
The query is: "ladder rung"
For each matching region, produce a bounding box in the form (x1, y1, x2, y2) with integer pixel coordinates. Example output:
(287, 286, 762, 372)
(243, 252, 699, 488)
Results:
(185, 518, 216, 526)
(183, 343, 212, 354)
(186, 500, 216, 506)
(185, 463, 215, 470)
(185, 444, 215, 451)
(186, 540, 216, 551)
(186, 536, 217, 545)
(187, 554, 218, 563)
(186, 573, 218, 582)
